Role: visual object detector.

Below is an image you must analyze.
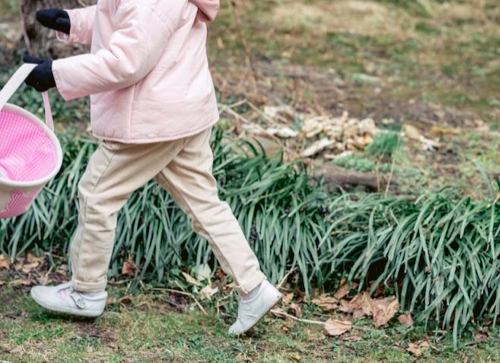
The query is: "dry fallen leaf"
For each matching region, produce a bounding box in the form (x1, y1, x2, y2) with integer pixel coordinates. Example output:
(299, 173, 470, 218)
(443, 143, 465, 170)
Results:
(334, 278, 358, 300)
(474, 328, 489, 343)
(287, 303, 302, 318)
(398, 314, 414, 327)
(338, 299, 353, 314)
(181, 272, 202, 286)
(282, 292, 294, 305)
(106, 296, 118, 305)
(403, 124, 422, 141)
(419, 135, 440, 151)
(349, 292, 373, 319)
(15, 262, 40, 273)
(9, 279, 32, 286)
(429, 126, 460, 137)
(118, 295, 133, 304)
(339, 292, 399, 326)
(301, 138, 334, 158)
(266, 127, 299, 139)
(312, 294, 339, 311)
(13, 252, 45, 272)
(370, 296, 400, 327)
(263, 105, 294, 120)
(271, 307, 287, 319)
(407, 341, 430, 357)
(122, 258, 137, 277)
(26, 252, 45, 264)
(324, 318, 353, 336)
(200, 285, 219, 300)
(352, 134, 373, 148)
(291, 354, 301, 361)
(370, 281, 386, 298)
(0, 254, 10, 269)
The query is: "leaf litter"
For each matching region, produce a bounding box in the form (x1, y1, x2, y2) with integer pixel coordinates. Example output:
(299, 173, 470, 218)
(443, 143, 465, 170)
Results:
(277, 279, 402, 338)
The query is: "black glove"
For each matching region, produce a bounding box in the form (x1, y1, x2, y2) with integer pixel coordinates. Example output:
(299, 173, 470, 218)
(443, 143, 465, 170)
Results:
(36, 8, 71, 35)
(23, 55, 56, 92)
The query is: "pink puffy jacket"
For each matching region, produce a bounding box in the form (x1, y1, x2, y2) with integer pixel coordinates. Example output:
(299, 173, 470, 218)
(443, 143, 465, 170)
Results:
(52, 0, 220, 143)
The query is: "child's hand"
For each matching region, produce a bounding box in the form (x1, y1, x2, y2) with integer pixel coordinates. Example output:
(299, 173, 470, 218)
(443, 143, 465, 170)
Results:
(23, 56, 56, 92)
(36, 9, 71, 35)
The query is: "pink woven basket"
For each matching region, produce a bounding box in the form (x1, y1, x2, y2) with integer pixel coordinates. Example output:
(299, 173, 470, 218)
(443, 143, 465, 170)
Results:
(0, 64, 63, 219)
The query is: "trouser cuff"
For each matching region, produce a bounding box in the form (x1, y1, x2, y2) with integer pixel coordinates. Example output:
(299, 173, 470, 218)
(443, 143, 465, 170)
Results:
(236, 272, 267, 295)
(71, 278, 107, 293)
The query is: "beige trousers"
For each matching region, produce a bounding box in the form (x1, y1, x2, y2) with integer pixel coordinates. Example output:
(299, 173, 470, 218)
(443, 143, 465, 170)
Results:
(70, 127, 266, 294)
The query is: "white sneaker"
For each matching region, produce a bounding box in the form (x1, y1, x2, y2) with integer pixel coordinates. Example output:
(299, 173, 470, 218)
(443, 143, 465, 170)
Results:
(229, 280, 282, 335)
(30, 282, 107, 317)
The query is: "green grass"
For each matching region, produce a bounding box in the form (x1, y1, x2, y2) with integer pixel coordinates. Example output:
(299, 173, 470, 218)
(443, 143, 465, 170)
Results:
(0, 0, 19, 17)
(365, 131, 403, 161)
(209, 0, 500, 122)
(2, 287, 500, 362)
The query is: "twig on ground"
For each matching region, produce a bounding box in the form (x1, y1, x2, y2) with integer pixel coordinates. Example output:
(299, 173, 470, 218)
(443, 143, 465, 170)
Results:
(270, 309, 325, 326)
(271, 309, 384, 334)
(40, 265, 53, 285)
(277, 268, 298, 290)
(218, 103, 285, 147)
(153, 284, 208, 316)
(219, 103, 251, 124)
(245, 101, 281, 126)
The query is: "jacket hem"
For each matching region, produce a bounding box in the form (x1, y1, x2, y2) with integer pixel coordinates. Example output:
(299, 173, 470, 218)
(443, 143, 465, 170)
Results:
(92, 115, 220, 144)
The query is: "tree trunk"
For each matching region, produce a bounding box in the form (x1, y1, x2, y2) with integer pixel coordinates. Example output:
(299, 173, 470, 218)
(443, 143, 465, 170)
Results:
(21, 0, 96, 58)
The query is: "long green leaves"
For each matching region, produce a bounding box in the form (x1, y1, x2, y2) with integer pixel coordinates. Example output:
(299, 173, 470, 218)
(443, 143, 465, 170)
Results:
(1, 128, 499, 346)
(326, 191, 500, 347)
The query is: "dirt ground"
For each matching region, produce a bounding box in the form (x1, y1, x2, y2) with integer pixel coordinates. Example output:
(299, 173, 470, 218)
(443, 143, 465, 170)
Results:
(206, 0, 500, 198)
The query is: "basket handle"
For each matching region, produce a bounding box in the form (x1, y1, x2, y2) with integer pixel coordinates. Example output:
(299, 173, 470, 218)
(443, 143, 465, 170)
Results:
(0, 64, 54, 131)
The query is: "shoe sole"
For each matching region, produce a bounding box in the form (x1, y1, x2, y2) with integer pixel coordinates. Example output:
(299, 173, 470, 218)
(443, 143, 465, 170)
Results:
(30, 289, 104, 318)
(232, 292, 283, 336)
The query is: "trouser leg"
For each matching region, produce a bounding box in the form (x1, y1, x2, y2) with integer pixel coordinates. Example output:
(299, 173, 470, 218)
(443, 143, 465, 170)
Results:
(155, 128, 266, 294)
(71, 139, 185, 292)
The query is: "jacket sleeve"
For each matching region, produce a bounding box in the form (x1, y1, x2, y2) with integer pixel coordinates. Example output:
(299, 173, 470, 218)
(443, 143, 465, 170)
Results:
(56, 5, 97, 45)
(52, 4, 172, 101)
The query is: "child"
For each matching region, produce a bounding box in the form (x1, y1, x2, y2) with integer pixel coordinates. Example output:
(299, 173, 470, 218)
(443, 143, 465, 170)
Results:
(25, 0, 281, 335)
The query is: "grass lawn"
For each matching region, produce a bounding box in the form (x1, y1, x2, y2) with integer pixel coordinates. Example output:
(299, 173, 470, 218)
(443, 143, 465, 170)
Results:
(1, 286, 500, 363)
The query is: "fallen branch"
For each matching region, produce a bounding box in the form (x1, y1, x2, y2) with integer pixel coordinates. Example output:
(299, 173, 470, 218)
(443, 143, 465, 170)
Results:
(313, 164, 397, 191)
